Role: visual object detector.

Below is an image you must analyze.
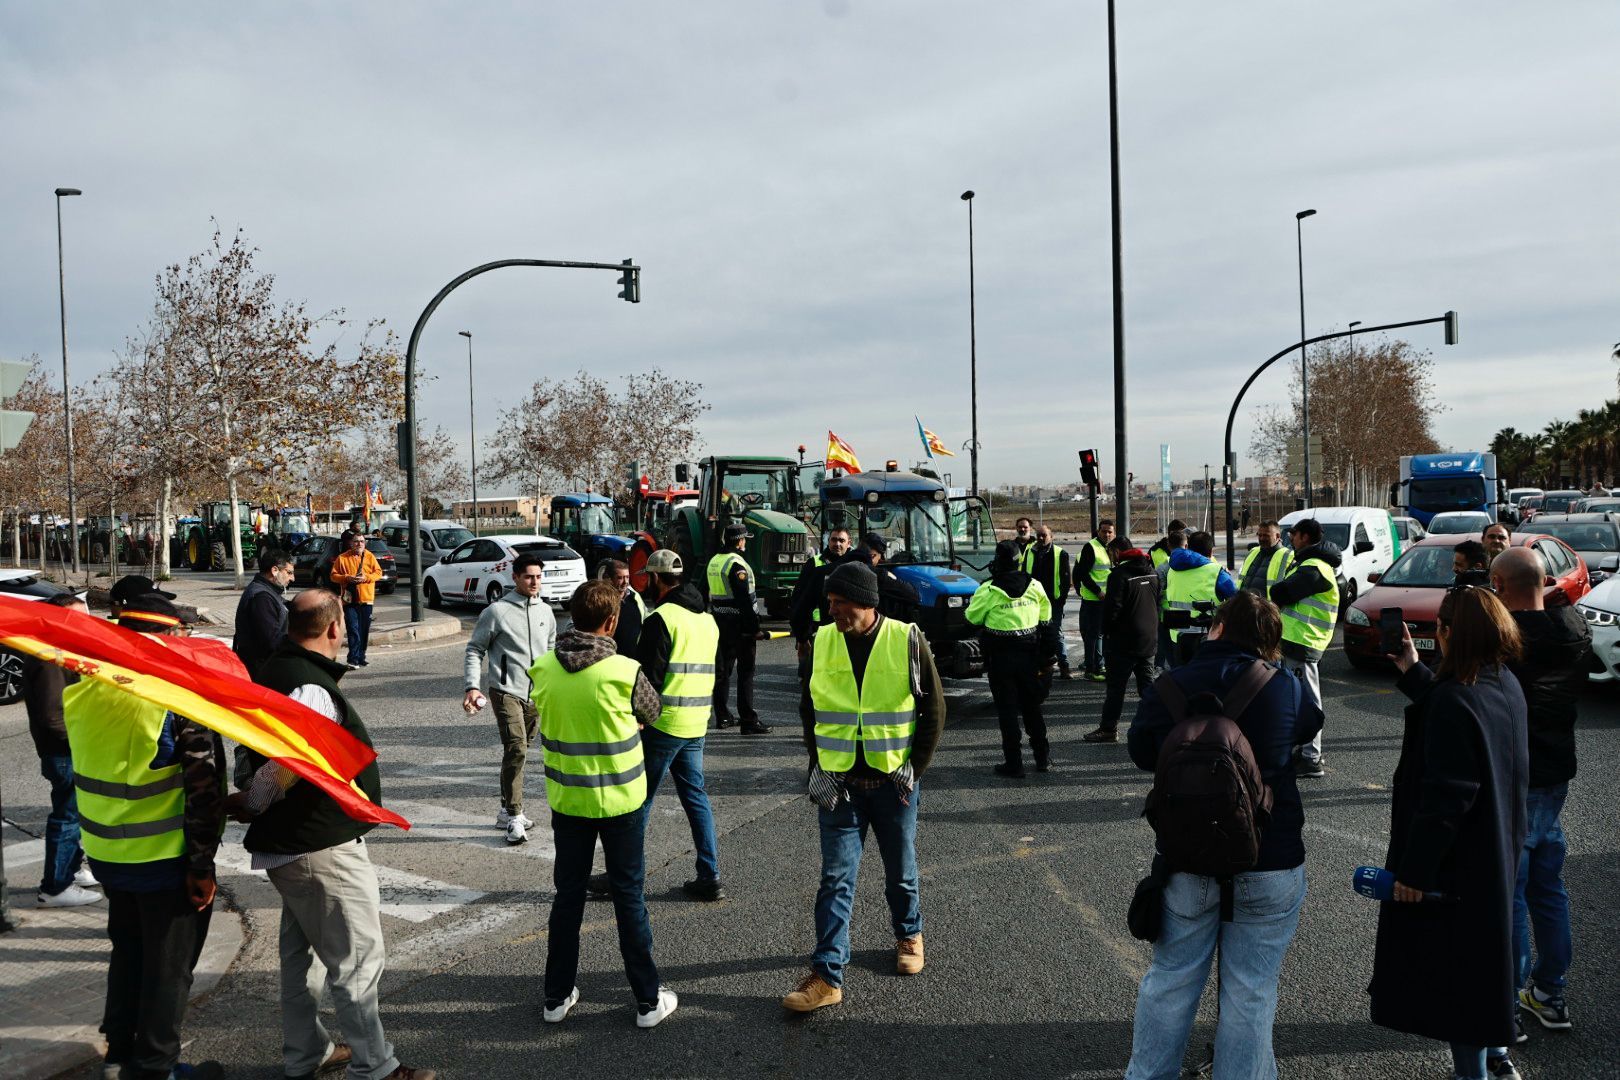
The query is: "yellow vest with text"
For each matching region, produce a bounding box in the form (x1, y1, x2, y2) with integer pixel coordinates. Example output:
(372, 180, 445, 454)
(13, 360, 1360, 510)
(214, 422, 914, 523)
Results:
(1078, 538, 1112, 601)
(530, 652, 647, 818)
(1165, 562, 1221, 642)
(965, 580, 1048, 638)
(63, 680, 187, 864)
(1279, 556, 1340, 652)
(651, 602, 720, 738)
(809, 619, 916, 773)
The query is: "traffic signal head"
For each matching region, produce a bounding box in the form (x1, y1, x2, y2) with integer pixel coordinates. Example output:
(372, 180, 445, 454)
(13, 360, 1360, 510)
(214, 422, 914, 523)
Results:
(617, 258, 640, 304)
(1078, 448, 1099, 488)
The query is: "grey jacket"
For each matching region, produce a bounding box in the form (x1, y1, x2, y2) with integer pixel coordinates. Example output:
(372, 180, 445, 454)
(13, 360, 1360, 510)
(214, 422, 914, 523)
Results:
(464, 590, 558, 698)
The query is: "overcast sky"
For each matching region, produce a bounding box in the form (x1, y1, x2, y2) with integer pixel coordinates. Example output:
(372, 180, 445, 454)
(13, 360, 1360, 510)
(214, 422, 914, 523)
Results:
(3, 2, 1616, 493)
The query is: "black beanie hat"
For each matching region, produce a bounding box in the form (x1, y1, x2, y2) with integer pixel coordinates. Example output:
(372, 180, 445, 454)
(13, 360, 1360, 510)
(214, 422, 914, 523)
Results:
(993, 539, 1022, 572)
(825, 561, 880, 607)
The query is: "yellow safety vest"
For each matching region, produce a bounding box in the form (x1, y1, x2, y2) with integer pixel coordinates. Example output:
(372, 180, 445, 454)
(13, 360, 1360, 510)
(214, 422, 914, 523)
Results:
(1020, 543, 1067, 601)
(809, 619, 916, 773)
(1078, 538, 1112, 601)
(63, 680, 187, 865)
(1165, 562, 1221, 642)
(706, 551, 754, 611)
(530, 651, 647, 818)
(964, 581, 1050, 638)
(1279, 556, 1340, 652)
(651, 602, 720, 739)
(1150, 546, 1170, 570)
(1239, 545, 1290, 592)
(631, 590, 648, 621)
(809, 553, 824, 623)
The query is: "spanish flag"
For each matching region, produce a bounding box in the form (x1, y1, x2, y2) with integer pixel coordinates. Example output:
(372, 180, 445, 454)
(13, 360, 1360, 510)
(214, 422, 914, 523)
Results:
(916, 417, 955, 459)
(0, 597, 407, 829)
(826, 430, 862, 474)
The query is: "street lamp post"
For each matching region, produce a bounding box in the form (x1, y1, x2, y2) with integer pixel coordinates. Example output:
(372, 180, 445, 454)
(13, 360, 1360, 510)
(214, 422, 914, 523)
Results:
(1107, 0, 1130, 534)
(55, 187, 82, 574)
(960, 190, 979, 498)
(1295, 208, 1317, 509)
(458, 330, 478, 537)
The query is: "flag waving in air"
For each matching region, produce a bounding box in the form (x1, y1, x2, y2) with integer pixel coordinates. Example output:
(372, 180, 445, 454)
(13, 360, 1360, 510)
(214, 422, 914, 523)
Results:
(916, 417, 956, 459)
(826, 430, 863, 473)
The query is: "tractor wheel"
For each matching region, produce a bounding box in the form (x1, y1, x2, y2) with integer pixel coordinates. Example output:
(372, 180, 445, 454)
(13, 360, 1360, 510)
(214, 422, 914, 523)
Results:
(211, 542, 228, 572)
(424, 579, 443, 610)
(188, 532, 207, 571)
(627, 533, 657, 593)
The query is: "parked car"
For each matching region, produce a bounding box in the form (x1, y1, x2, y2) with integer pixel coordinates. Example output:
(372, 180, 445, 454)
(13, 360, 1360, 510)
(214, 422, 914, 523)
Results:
(422, 534, 587, 610)
(1426, 510, 1495, 535)
(1515, 513, 1620, 584)
(0, 570, 83, 705)
(1391, 515, 1428, 545)
(1538, 490, 1586, 516)
(1574, 497, 1620, 514)
(291, 535, 398, 594)
(1578, 574, 1620, 682)
(1342, 531, 1589, 669)
(1518, 495, 1545, 522)
(1278, 507, 1396, 609)
(380, 519, 474, 580)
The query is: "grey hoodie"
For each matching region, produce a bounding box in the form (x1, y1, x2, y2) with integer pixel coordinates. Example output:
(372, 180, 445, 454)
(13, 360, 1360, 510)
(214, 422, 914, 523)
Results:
(464, 589, 558, 697)
(550, 629, 662, 726)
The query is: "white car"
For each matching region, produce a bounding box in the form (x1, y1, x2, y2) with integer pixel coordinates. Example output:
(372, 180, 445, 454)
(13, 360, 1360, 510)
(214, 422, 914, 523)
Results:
(0, 570, 84, 705)
(1426, 511, 1494, 535)
(1278, 507, 1397, 609)
(422, 534, 586, 609)
(1578, 575, 1620, 682)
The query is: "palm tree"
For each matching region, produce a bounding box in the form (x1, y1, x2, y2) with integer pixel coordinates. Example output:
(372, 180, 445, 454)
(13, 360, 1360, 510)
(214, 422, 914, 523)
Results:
(1542, 420, 1576, 488)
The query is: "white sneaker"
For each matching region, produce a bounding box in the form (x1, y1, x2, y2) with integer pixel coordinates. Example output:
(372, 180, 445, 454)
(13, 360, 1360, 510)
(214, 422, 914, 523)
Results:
(635, 986, 678, 1028)
(38, 884, 103, 908)
(505, 819, 528, 845)
(543, 986, 579, 1023)
(74, 865, 100, 888)
(496, 808, 535, 829)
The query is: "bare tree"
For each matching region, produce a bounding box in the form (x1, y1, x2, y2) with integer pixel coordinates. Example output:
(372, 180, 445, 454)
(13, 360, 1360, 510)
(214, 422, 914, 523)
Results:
(0, 358, 65, 569)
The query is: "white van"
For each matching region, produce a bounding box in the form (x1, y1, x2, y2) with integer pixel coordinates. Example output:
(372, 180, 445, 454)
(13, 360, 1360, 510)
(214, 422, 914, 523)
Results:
(1277, 507, 1397, 608)
(380, 519, 475, 579)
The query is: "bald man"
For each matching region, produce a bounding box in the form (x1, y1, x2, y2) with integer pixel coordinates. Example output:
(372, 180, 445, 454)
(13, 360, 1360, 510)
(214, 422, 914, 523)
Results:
(1489, 546, 1590, 1041)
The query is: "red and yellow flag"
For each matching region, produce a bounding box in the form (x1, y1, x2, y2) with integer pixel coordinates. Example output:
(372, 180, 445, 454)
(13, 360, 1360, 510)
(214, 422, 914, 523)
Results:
(826, 430, 862, 473)
(0, 597, 407, 829)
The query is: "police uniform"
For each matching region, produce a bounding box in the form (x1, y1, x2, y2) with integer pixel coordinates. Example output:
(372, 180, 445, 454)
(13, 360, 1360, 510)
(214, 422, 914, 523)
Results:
(706, 525, 768, 733)
(965, 547, 1053, 775)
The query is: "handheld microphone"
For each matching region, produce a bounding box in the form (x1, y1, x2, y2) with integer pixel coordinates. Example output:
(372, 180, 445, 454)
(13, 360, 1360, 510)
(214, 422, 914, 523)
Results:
(1352, 866, 1454, 903)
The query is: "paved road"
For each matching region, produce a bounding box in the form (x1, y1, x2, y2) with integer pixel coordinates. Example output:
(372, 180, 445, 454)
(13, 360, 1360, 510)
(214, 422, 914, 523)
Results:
(6, 607, 1618, 1079)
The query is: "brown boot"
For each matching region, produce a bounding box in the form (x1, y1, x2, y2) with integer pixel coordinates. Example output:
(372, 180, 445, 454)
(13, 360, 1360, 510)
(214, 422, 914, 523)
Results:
(782, 970, 843, 1012)
(896, 933, 926, 975)
(381, 1067, 437, 1080)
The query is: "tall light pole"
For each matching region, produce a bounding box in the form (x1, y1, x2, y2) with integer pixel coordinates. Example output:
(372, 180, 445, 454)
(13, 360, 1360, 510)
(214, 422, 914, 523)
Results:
(54, 187, 82, 573)
(1295, 208, 1317, 509)
(1107, 0, 1130, 532)
(458, 330, 478, 537)
(960, 190, 979, 498)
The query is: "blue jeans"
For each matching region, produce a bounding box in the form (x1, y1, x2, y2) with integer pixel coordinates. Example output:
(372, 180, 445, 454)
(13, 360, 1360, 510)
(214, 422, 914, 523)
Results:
(39, 754, 84, 895)
(1449, 1043, 1486, 1079)
(640, 726, 719, 882)
(1040, 604, 1069, 666)
(545, 808, 660, 1004)
(1126, 866, 1306, 1080)
(1514, 783, 1570, 997)
(812, 781, 922, 988)
(344, 602, 372, 665)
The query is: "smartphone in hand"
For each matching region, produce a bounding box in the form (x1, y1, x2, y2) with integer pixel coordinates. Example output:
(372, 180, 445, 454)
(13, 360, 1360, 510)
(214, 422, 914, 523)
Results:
(1379, 607, 1405, 655)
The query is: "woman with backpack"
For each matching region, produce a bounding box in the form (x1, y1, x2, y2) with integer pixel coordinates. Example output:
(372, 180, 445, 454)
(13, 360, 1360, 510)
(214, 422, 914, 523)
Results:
(1123, 591, 1323, 1080)
(1372, 587, 1528, 1080)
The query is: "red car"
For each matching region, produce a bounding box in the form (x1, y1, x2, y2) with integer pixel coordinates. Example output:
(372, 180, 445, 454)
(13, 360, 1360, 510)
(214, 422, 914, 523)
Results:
(1342, 532, 1589, 669)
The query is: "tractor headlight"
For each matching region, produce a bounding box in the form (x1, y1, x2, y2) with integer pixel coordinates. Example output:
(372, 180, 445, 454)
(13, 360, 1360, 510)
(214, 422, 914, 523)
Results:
(1344, 606, 1370, 627)
(946, 596, 965, 608)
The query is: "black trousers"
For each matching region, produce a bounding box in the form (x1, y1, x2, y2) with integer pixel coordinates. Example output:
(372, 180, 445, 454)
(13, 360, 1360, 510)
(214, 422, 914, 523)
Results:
(986, 645, 1048, 765)
(546, 809, 659, 1005)
(713, 631, 758, 723)
(103, 885, 214, 1079)
(1099, 649, 1156, 733)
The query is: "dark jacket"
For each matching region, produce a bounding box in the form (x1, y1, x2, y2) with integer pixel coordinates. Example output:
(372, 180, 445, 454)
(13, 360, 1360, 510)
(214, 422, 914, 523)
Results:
(876, 565, 920, 624)
(1269, 541, 1344, 662)
(1506, 598, 1589, 789)
(1240, 543, 1287, 593)
(233, 573, 289, 680)
(613, 589, 645, 657)
(23, 656, 76, 758)
(636, 582, 708, 693)
(789, 549, 859, 643)
(1025, 543, 1072, 606)
(1128, 640, 1322, 871)
(1101, 550, 1159, 659)
(1370, 662, 1528, 1048)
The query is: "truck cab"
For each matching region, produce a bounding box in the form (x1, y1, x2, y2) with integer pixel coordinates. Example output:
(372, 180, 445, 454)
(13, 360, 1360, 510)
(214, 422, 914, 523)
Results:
(668, 455, 811, 617)
(1392, 452, 1506, 528)
(550, 493, 633, 577)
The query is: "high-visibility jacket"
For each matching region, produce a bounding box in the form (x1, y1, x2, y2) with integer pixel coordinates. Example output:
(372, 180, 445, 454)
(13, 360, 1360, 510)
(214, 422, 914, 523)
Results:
(1279, 557, 1340, 653)
(706, 551, 755, 611)
(651, 602, 720, 738)
(1165, 562, 1221, 642)
(1020, 543, 1067, 603)
(1150, 546, 1171, 570)
(964, 580, 1049, 640)
(630, 590, 648, 621)
(63, 680, 186, 864)
(1077, 538, 1112, 602)
(530, 652, 647, 818)
(1240, 545, 1291, 592)
(809, 619, 915, 773)
(809, 553, 824, 623)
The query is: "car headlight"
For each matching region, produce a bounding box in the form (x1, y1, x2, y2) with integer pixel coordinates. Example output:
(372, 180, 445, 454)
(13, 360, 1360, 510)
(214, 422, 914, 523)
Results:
(1345, 606, 1370, 627)
(1577, 604, 1617, 627)
(946, 596, 965, 608)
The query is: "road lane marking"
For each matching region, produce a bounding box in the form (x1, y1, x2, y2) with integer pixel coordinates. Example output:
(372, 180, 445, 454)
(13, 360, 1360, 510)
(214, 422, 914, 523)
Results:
(379, 799, 558, 861)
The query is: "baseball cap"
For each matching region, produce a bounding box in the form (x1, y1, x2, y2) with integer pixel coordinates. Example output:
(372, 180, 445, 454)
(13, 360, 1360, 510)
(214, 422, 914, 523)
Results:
(723, 522, 752, 541)
(644, 549, 684, 575)
(110, 575, 175, 604)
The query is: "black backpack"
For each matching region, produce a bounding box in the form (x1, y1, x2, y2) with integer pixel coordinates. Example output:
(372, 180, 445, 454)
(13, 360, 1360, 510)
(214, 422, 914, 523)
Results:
(1142, 662, 1276, 878)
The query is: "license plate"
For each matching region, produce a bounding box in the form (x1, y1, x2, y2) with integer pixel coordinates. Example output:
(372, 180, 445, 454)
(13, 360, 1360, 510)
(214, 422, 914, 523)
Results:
(1413, 638, 1435, 650)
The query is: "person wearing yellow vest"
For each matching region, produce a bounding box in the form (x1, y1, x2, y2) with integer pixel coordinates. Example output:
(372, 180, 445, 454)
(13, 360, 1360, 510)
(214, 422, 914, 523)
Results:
(968, 540, 1053, 776)
(1148, 520, 1189, 572)
(330, 531, 384, 669)
(1074, 519, 1117, 681)
(1022, 524, 1074, 679)
(65, 592, 228, 1080)
(1267, 517, 1343, 779)
(784, 561, 946, 1013)
(705, 521, 770, 735)
(1152, 527, 1188, 671)
(1239, 520, 1291, 595)
(530, 579, 678, 1028)
(634, 549, 726, 902)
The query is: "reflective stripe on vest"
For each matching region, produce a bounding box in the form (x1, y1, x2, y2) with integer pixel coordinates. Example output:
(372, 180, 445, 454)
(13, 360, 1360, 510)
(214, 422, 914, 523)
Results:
(1078, 538, 1112, 601)
(530, 651, 647, 818)
(1165, 562, 1221, 642)
(63, 679, 186, 864)
(653, 602, 721, 738)
(1020, 543, 1066, 600)
(1279, 556, 1340, 651)
(974, 583, 1044, 637)
(706, 552, 754, 608)
(808, 619, 916, 773)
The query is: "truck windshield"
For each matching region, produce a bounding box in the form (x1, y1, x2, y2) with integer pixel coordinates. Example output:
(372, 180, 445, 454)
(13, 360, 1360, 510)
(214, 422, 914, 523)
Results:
(863, 498, 952, 564)
(1409, 476, 1486, 513)
(280, 511, 310, 534)
(722, 468, 794, 513)
(579, 505, 615, 533)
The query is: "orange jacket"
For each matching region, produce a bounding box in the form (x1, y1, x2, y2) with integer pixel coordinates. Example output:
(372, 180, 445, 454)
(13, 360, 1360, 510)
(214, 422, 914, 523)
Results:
(330, 550, 384, 605)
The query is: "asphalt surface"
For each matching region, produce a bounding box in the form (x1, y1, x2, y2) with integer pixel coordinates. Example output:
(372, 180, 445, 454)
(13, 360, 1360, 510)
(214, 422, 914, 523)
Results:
(6, 605, 1618, 1080)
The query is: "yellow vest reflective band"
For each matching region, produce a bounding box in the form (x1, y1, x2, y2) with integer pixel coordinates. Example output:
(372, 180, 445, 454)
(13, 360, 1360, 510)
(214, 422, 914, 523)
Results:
(1165, 562, 1221, 642)
(63, 680, 186, 864)
(1020, 543, 1067, 600)
(1240, 545, 1290, 591)
(651, 602, 720, 738)
(965, 581, 1047, 639)
(1279, 556, 1340, 652)
(1078, 538, 1112, 601)
(706, 552, 754, 609)
(809, 619, 916, 773)
(530, 651, 647, 818)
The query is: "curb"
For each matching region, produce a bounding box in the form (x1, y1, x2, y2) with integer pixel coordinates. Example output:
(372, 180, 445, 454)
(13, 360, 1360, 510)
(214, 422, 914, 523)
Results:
(366, 615, 463, 646)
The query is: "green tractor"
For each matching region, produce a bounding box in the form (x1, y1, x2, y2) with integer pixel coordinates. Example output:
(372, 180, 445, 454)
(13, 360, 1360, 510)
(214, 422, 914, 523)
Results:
(666, 455, 811, 617)
(185, 501, 258, 572)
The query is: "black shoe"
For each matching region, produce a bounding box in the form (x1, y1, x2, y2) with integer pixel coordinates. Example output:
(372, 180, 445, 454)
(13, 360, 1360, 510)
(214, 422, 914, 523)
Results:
(345, 662, 360, 671)
(1295, 756, 1325, 779)
(1513, 1012, 1529, 1045)
(1082, 727, 1118, 743)
(173, 1064, 226, 1080)
(681, 877, 725, 902)
(715, 715, 735, 729)
(740, 720, 771, 735)
(586, 872, 611, 899)
(1035, 758, 1054, 772)
(1058, 663, 1074, 680)
(357, 659, 370, 667)
(1485, 1054, 1522, 1079)
(993, 762, 1026, 778)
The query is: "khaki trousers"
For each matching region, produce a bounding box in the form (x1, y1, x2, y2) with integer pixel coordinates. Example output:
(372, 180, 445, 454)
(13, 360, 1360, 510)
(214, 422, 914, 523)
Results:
(490, 687, 538, 813)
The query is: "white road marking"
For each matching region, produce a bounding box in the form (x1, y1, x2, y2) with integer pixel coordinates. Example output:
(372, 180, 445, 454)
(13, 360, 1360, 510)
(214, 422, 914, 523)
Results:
(387, 903, 530, 970)
(2, 839, 44, 868)
(382, 798, 558, 862)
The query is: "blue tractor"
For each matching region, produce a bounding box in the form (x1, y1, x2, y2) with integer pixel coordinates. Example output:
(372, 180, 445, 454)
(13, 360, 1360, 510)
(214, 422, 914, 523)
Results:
(549, 492, 634, 577)
(818, 465, 983, 677)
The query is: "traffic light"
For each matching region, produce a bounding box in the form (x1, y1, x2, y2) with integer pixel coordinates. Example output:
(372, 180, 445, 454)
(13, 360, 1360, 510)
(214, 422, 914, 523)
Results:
(1078, 448, 1099, 489)
(0, 360, 36, 453)
(617, 258, 640, 304)
(1444, 310, 1459, 346)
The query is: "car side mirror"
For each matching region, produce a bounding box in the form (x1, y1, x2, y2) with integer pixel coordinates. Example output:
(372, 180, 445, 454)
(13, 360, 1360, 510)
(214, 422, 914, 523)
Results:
(1354, 540, 1374, 555)
(1366, 572, 1381, 584)
(439, 555, 450, 565)
(1602, 556, 1619, 572)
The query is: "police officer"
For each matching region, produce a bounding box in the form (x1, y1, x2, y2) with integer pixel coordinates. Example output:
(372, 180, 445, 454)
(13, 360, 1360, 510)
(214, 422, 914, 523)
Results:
(1163, 530, 1237, 665)
(705, 522, 770, 735)
(966, 540, 1052, 777)
(1268, 517, 1342, 779)
(1239, 520, 1291, 595)
(1073, 519, 1116, 682)
(1021, 524, 1073, 679)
